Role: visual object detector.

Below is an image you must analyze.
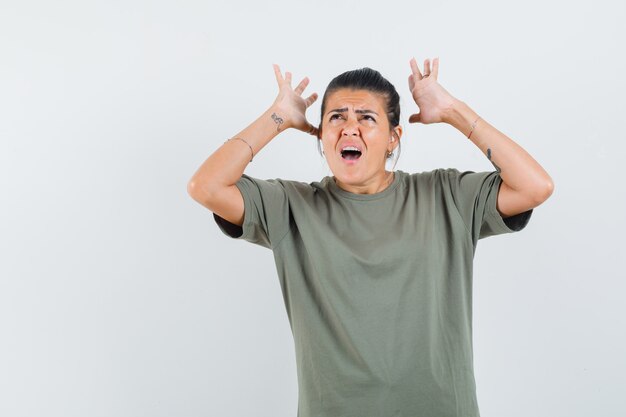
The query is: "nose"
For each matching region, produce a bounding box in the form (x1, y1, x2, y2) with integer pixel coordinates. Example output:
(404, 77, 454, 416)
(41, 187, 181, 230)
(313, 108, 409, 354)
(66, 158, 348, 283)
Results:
(342, 119, 359, 136)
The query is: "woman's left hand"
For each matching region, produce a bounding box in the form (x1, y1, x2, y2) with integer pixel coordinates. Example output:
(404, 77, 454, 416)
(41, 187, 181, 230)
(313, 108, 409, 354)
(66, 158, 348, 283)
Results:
(408, 57, 459, 124)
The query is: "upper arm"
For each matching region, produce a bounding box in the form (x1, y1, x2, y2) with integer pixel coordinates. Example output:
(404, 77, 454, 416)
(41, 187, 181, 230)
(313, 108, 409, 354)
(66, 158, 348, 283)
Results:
(191, 174, 291, 249)
(444, 168, 534, 242)
(496, 181, 544, 219)
(189, 183, 245, 227)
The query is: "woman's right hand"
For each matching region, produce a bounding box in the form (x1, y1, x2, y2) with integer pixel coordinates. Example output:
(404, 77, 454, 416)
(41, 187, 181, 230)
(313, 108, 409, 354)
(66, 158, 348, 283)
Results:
(271, 64, 319, 137)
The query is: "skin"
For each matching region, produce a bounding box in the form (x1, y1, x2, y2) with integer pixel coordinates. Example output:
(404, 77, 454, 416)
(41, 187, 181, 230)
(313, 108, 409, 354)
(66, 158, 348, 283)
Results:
(190, 59, 553, 227)
(272, 58, 554, 216)
(269, 59, 461, 195)
(318, 89, 402, 194)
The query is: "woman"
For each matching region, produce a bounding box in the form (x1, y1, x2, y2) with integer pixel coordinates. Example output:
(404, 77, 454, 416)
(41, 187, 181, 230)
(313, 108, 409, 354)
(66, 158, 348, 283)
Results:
(187, 58, 554, 417)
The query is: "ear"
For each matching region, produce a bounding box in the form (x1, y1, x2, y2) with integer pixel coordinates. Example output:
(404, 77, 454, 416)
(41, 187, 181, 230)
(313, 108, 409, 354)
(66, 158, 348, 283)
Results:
(391, 125, 403, 142)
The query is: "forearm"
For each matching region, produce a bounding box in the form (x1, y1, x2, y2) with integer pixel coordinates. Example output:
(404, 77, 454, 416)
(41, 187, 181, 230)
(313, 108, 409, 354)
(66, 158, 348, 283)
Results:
(188, 105, 287, 193)
(443, 100, 554, 199)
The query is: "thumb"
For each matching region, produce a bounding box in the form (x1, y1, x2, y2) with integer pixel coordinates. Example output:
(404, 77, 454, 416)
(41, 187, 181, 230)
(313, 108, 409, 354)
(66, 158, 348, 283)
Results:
(306, 124, 319, 137)
(408, 113, 421, 124)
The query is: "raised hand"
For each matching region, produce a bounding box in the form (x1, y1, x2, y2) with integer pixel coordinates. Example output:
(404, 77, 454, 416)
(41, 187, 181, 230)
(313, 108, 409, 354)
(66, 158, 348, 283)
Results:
(408, 57, 459, 125)
(272, 64, 319, 136)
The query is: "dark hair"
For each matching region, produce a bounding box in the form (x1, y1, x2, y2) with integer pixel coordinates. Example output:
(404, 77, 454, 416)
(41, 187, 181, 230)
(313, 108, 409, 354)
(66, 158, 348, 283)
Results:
(316, 67, 401, 167)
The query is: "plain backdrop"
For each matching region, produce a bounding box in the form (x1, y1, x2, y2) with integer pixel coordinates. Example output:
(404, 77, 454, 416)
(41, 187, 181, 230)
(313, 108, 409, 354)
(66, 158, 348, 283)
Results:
(1, 0, 625, 416)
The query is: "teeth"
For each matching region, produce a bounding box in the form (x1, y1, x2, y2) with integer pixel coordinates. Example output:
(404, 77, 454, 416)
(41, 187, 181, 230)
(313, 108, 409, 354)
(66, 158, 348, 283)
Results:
(342, 146, 360, 152)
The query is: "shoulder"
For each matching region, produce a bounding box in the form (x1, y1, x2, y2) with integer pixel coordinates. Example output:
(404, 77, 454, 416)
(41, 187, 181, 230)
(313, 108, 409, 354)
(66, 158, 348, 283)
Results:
(403, 167, 452, 187)
(263, 176, 326, 200)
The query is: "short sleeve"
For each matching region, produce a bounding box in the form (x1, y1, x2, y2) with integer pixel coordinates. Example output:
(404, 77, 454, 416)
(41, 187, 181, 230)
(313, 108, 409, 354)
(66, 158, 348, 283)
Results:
(212, 173, 290, 250)
(444, 168, 533, 244)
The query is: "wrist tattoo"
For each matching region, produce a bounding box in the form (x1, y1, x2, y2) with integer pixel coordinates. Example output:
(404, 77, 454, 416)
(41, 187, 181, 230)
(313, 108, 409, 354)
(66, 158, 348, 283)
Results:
(271, 112, 284, 132)
(487, 148, 502, 174)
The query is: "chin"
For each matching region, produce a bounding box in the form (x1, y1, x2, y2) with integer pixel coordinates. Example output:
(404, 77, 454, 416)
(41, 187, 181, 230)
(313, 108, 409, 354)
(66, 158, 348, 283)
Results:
(330, 168, 365, 183)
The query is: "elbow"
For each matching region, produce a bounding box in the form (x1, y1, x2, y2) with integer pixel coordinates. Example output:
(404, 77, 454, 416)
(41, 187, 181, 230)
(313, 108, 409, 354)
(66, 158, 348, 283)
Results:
(187, 178, 219, 207)
(187, 179, 198, 198)
(534, 177, 555, 204)
(543, 176, 555, 199)
(187, 178, 209, 201)
(187, 179, 197, 195)
(545, 178, 555, 198)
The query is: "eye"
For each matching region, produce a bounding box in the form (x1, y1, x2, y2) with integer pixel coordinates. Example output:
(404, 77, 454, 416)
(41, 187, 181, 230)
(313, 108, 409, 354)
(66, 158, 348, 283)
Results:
(363, 115, 376, 121)
(329, 114, 342, 120)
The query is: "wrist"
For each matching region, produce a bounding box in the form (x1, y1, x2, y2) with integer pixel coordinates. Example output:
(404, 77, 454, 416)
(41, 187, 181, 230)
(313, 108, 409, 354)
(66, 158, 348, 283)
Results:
(442, 100, 479, 136)
(268, 104, 292, 131)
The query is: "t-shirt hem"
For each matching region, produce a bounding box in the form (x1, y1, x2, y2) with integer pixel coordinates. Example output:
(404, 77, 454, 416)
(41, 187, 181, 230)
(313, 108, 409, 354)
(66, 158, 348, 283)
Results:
(212, 177, 289, 250)
(212, 180, 255, 242)
(486, 173, 533, 234)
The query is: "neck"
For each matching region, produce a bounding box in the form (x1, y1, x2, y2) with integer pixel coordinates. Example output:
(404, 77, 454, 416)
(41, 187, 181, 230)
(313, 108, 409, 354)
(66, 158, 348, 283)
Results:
(333, 170, 394, 195)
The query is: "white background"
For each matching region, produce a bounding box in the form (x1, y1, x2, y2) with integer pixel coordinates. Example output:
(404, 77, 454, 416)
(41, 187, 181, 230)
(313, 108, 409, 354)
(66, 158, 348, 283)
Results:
(1, 0, 625, 416)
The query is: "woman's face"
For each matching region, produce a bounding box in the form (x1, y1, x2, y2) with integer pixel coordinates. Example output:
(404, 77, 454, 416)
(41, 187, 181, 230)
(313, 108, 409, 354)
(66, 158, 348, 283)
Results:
(319, 88, 401, 186)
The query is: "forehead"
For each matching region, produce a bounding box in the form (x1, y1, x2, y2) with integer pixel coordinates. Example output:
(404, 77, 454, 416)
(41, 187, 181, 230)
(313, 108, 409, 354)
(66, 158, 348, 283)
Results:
(325, 89, 385, 112)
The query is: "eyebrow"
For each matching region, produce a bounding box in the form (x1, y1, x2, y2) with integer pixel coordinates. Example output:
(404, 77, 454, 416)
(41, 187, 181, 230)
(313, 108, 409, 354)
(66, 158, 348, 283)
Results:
(327, 107, 379, 116)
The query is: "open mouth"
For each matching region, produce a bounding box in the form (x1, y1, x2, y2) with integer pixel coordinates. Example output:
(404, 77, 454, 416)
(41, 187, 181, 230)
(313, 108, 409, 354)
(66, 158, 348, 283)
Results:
(340, 149, 362, 161)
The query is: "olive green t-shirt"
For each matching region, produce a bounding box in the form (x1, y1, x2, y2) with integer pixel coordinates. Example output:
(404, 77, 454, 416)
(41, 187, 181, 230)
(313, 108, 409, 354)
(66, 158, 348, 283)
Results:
(213, 168, 533, 417)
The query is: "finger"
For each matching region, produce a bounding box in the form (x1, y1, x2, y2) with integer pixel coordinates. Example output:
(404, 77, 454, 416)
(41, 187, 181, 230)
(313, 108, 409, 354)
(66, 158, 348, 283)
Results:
(432, 57, 439, 79)
(273, 64, 283, 84)
(423, 59, 430, 76)
(294, 77, 309, 95)
(409, 113, 421, 124)
(408, 74, 415, 92)
(307, 124, 319, 137)
(304, 92, 318, 108)
(285, 71, 292, 86)
(409, 57, 422, 78)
